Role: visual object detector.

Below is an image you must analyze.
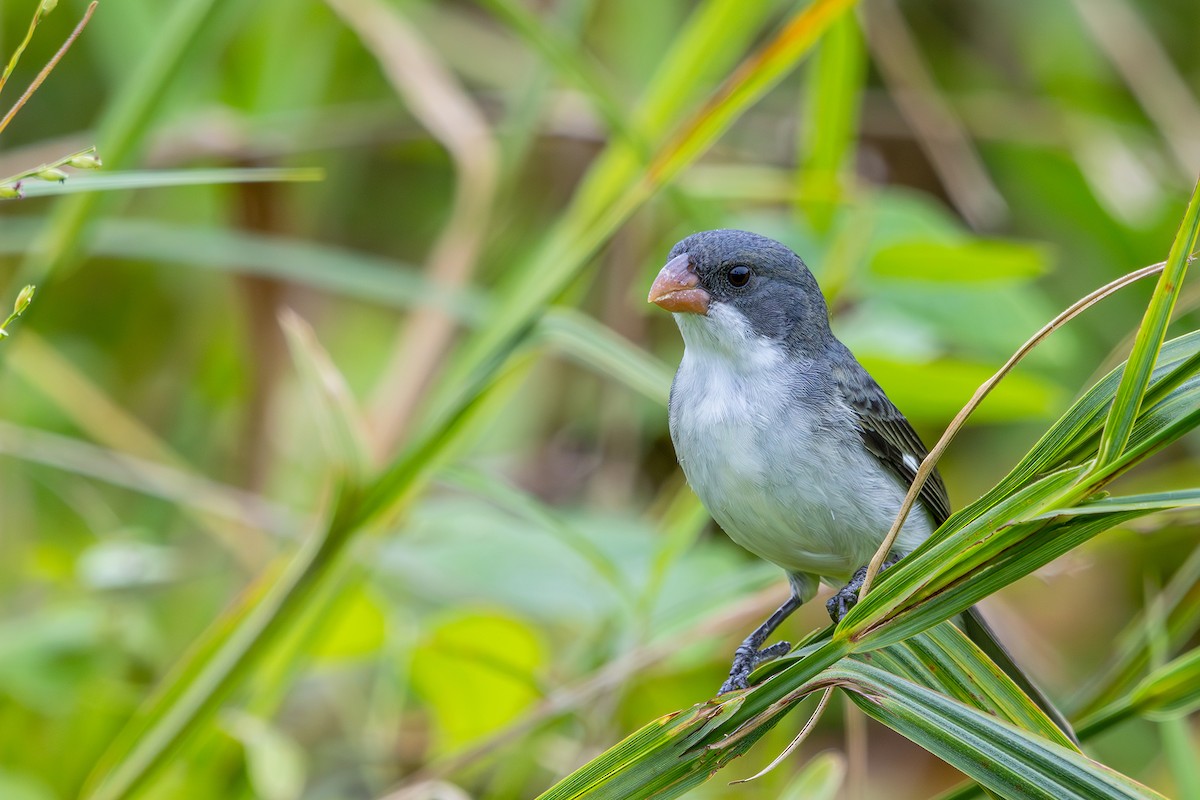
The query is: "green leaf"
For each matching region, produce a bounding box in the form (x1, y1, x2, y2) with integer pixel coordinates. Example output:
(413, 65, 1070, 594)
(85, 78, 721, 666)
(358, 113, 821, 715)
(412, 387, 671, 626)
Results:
(778, 751, 845, 800)
(1096, 175, 1200, 466)
(1129, 645, 1200, 720)
(411, 612, 546, 750)
(13, 0, 260, 284)
(833, 661, 1166, 800)
(869, 240, 1049, 283)
(7, 168, 322, 198)
(1033, 489, 1200, 518)
(220, 711, 307, 800)
(797, 14, 865, 232)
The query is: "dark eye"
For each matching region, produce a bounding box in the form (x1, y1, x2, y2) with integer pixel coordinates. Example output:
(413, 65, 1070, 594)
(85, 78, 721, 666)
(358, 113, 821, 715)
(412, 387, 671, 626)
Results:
(727, 265, 752, 287)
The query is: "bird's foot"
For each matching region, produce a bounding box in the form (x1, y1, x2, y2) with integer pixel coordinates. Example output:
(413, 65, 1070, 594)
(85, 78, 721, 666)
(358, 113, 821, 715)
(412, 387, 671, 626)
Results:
(718, 641, 792, 694)
(826, 555, 900, 623)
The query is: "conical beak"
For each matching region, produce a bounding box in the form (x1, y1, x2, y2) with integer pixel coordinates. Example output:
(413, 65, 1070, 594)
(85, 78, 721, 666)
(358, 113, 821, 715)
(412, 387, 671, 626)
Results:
(647, 253, 709, 315)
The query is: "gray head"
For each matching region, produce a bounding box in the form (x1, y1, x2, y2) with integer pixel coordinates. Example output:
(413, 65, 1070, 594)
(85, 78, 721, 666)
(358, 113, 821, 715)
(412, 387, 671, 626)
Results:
(648, 229, 831, 352)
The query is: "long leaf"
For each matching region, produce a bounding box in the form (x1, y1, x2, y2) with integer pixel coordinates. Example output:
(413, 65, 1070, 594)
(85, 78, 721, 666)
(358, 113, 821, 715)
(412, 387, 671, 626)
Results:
(1096, 175, 1200, 465)
(8, 167, 322, 198)
(833, 661, 1166, 800)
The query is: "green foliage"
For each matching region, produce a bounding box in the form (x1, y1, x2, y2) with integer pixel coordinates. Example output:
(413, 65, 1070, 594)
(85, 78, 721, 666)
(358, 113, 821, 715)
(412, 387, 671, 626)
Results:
(2, 0, 1199, 799)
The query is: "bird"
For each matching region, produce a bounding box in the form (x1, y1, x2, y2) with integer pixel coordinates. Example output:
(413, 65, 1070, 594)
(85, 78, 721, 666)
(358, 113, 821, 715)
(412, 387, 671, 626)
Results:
(647, 228, 1073, 737)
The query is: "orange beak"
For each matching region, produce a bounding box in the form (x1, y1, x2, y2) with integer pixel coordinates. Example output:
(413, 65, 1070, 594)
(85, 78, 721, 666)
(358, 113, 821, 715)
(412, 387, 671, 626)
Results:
(647, 253, 709, 315)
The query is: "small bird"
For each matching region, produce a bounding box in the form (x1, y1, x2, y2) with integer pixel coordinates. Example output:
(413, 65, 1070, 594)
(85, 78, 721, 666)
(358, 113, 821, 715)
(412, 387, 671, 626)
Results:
(648, 229, 1072, 737)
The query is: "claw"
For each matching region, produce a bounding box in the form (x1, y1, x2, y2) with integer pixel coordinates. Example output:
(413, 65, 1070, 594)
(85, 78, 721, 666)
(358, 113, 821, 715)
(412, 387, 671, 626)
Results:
(718, 640, 792, 694)
(827, 556, 901, 623)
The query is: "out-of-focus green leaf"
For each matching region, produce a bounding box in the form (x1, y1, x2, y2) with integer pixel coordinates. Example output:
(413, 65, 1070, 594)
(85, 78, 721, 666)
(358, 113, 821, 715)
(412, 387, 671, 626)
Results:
(1129, 645, 1200, 720)
(1072, 541, 1200, 717)
(221, 710, 307, 800)
(14, 0, 255, 285)
(307, 584, 386, 662)
(0, 770, 56, 800)
(870, 240, 1049, 282)
(797, 14, 864, 233)
(539, 309, 673, 405)
(857, 355, 1061, 423)
(0, 217, 479, 319)
(411, 611, 545, 750)
(778, 751, 845, 800)
(6, 168, 322, 199)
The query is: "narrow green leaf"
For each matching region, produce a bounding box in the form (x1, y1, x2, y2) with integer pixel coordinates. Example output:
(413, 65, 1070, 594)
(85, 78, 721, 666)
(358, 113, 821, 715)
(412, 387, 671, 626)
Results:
(833, 661, 1166, 800)
(1129, 645, 1200, 720)
(1096, 176, 1200, 466)
(8, 168, 322, 198)
(1033, 489, 1200, 518)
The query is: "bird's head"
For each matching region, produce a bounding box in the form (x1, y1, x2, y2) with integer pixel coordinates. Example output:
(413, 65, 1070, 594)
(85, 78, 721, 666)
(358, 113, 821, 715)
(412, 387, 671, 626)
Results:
(647, 229, 831, 354)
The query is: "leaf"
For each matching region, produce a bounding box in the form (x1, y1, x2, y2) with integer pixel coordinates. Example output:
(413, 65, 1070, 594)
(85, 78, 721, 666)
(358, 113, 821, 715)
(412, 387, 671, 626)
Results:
(221, 711, 307, 800)
(14, 0, 256, 284)
(6, 168, 322, 199)
(832, 661, 1166, 800)
(1096, 175, 1200, 466)
(778, 751, 845, 800)
(538, 309, 673, 405)
(411, 612, 546, 750)
(307, 584, 386, 662)
(1129, 645, 1200, 720)
(856, 355, 1061, 423)
(869, 240, 1049, 282)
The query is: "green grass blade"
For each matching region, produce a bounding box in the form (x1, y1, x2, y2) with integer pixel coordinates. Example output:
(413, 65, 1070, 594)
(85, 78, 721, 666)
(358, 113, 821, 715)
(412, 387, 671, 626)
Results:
(1096, 176, 1200, 467)
(8, 167, 322, 198)
(834, 661, 1166, 800)
(1032, 489, 1200, 518)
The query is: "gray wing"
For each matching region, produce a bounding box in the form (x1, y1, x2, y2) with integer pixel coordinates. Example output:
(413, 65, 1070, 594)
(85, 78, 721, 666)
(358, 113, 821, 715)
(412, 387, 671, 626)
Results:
(833, 358, 951, 528)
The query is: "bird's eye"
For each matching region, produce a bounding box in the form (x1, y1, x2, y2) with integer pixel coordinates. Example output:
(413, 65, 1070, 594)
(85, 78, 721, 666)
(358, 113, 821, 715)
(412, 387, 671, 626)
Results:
(727, 265, 752, 287)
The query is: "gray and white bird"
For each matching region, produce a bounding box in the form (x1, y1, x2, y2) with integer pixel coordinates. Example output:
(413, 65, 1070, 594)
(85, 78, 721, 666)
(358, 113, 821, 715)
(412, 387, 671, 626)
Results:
(648, 229, 1071, 737)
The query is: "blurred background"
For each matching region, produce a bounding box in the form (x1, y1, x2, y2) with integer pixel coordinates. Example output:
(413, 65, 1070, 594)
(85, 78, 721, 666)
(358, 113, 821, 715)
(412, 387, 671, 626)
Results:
(1, 0, 1199, 798)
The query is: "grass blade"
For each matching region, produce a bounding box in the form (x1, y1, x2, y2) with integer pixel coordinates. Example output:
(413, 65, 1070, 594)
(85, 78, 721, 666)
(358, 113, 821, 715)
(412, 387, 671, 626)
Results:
(1096, 176, 1200, 466)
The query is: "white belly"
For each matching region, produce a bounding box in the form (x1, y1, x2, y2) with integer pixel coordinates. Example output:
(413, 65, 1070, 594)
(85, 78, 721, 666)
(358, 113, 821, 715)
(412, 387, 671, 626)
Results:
(668, 325, 931, 583)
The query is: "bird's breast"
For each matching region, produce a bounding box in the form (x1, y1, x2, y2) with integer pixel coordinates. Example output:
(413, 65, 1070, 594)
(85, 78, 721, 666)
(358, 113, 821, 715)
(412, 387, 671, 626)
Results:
(669, 345, 927, 580)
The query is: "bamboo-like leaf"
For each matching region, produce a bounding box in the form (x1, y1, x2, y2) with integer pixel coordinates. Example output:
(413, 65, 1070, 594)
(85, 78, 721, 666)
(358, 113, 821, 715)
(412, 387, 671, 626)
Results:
(1033, 489, 1200, 518)
(861, 623, 1077, 750)
(7, 167, 323, 198)
(833, 661, 1167, 800)
(1096, 175, 1200, 466)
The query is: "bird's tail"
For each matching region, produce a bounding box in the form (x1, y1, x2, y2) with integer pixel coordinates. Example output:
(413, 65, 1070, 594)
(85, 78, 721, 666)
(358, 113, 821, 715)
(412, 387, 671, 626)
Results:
(961, 605, 1078, 745)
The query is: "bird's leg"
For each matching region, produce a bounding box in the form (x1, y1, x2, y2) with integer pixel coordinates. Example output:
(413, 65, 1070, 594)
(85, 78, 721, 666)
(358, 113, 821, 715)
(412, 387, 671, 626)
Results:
(718, 594, 803, 694)
(826, 554, 901, 622)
